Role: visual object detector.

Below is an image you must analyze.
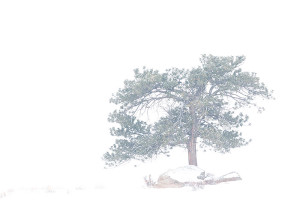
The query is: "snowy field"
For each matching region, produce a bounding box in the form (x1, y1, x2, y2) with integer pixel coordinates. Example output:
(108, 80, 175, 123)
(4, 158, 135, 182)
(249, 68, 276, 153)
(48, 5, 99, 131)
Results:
(0, 183, 246, 200)
(0, 176, 285, 200)
(0, 176, 295, 200)
(1, 148, 298, 200)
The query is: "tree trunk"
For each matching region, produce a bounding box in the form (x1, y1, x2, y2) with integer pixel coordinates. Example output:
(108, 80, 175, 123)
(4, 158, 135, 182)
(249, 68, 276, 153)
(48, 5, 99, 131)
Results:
(188, 105, 198, 166)
(187, 132, 198, 166)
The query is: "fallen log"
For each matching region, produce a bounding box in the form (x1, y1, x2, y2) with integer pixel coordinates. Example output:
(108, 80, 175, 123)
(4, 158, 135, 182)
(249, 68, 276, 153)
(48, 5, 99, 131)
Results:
(185, 172, 242, 188)
(145, 168, 242, 189)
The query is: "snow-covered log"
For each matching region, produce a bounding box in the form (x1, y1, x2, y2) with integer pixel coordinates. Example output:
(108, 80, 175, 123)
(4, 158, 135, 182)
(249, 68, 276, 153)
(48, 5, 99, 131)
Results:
(148, 166, 242, 189)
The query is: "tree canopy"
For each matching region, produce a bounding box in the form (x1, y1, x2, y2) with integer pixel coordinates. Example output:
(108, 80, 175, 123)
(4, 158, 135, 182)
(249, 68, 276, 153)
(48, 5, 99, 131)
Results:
(103, 55, 273, 167)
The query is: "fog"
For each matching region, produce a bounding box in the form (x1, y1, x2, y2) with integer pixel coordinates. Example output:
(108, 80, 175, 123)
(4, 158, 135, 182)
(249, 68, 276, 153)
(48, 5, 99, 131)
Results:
(1, 0, 299, 199)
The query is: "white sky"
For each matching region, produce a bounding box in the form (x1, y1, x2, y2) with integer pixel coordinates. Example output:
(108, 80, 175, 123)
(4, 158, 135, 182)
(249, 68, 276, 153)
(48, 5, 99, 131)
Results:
(0, 0, 300, 196)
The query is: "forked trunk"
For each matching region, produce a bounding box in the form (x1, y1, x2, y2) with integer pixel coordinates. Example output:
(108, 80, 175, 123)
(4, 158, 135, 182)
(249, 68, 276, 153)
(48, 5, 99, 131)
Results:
(187, 134, 198, 166)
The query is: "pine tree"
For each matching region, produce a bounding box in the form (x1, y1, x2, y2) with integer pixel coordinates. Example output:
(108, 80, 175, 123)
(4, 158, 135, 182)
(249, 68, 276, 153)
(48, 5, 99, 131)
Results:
(103, 55, 273, 167)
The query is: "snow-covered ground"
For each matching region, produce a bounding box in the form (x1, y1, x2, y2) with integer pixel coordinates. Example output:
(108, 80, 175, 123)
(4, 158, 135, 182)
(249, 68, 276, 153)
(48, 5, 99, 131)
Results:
(1, 149, 298, 200)
(0, 181, 255, 200)
(0, 178, 290, 200)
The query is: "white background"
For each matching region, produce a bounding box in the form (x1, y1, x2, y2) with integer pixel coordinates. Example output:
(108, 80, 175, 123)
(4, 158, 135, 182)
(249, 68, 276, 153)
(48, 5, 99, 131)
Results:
(1, 0, 300, 198)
